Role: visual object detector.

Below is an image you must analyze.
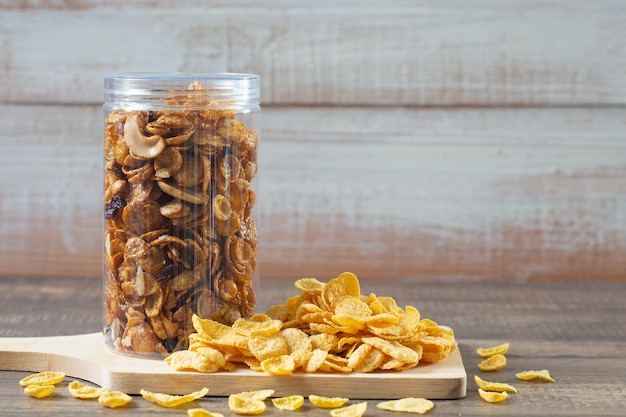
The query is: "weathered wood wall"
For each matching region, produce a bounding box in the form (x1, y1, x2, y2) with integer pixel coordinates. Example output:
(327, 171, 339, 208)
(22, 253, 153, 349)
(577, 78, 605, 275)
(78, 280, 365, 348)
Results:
(1, 1, 625, 282)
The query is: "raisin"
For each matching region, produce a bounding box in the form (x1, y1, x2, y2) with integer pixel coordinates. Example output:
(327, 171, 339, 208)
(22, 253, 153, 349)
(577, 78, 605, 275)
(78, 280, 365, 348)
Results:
(104, 195, 126, 219)
(157, 263, 185, 283)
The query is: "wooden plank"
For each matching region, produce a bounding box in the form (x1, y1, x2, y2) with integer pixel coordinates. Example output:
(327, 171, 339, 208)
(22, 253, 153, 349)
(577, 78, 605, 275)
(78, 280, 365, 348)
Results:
(0, 104, 625, 281)
(1, 1, 625, 106)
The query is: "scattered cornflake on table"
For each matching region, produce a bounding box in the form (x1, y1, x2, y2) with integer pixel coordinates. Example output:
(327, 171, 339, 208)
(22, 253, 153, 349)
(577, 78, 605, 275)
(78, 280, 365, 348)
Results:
(478, 353, 507, 371)
(19, 371, 65, 387)
(24, 384, 55, 399)
(516, 369, 555, 382)
(98, 390, 132, 408)
(330, 401, 368, 417)
(377, 397, 435, 414)
(140, 387, 209, 407)
(476, 342, 510, 357)
(478, 388, 508, 403)
(474, 375, 517, 393)
(272, 395, 305, 410)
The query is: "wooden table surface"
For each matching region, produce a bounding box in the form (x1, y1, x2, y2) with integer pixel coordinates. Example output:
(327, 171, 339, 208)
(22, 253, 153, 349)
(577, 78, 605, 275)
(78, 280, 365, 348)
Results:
(1, 276, 624, 416)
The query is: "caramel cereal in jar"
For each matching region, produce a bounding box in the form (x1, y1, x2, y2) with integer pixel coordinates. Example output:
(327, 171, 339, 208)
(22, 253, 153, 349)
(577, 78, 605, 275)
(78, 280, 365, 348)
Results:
(103, 73, 260, 357)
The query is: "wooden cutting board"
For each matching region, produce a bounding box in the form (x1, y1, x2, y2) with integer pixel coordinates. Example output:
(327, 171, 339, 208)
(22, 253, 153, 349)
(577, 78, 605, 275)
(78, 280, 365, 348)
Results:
(0, 333, 466, 400)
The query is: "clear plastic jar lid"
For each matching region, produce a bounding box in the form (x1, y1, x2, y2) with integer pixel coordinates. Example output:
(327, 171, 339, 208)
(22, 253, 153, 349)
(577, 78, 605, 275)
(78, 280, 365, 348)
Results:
(104, 72, 260, 110)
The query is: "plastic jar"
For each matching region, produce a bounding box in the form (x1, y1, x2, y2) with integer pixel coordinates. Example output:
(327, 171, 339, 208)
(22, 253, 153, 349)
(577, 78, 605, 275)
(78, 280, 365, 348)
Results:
(102, 73, 260, 357)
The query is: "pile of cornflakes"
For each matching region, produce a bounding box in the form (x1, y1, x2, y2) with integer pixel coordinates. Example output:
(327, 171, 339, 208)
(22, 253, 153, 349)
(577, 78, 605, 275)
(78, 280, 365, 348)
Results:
(103, 91, 259, 357)
(165, 272, 457, 375)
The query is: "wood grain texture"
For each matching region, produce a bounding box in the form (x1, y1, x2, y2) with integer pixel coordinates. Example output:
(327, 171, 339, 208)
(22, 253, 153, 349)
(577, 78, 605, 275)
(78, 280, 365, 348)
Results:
(0, 104, 624, 281)
(1, 277, 625, 416)
(1, 1, 625, 106)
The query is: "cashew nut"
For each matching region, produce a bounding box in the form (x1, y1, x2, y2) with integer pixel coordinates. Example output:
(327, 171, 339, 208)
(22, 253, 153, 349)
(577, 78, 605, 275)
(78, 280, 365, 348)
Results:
(124, 112, 166, 159)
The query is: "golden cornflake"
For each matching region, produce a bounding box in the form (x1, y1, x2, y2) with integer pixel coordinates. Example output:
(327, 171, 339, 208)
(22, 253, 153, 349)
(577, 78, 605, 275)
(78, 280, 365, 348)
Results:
(474, 375, 517, 393)
(330, 401, 368, 417)
(476, 342, 510, 358)
(68, 380, 109, 399)
(478, 353, 507, 371)
(228, 394, 266, 415)
(272, 395, 305, 410)
(235, 389, 275, 401)
(19, 371, 65, 387)
(516, 369, 555, 382)
(165, 350, 221, 373)
(140, 387, 209, 407)
(24, 384, 55, 399)
(478, 388, 508, 403)
(260, 354, 295, 375)
(188, 408, 225, 417)
(377, 397, 434, 414)
(98, 390, 132, 408)
(309, 394, 349, 408)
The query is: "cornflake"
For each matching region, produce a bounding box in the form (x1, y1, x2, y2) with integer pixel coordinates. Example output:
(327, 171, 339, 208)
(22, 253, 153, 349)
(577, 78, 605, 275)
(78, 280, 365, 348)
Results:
(516, 369, 555, 382)
(19, 371, 65, 387)
(309, 394, 349, 408)
(477, 388, 508, 403)
(330, 401, 368, 417)
(140, 387, 209, 407)
(228, 394, 266, 415)
(478, 353, 507, 371)
(474, 375, 517, 393)
(272, 395, 305, 410)
(188, 408, 225, 417)
(476, 342, 509, 358)
(377, 397, 434, 414)
(68, 380, 109, 399)
(24, 384, 55, 399)
(98, 390, 132, 408)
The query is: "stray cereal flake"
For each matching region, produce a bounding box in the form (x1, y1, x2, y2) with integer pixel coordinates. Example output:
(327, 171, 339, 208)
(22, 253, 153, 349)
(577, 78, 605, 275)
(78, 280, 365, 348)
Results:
(98, 390, 132, 408)
(24, 384, 55, 399)
(478, 388, 508, 403)
(516, 369, 555, 382)
(474, 375, 517, 393)
(19, 371, 65, 387)
(228, 394, 266, 415)
(478, 353, 507, 371)
(330, 401, 368, 417)
(188, 408, 225, 417)
(68, 380, 109, 399)
(377, 397, 434, 414)
(476, 342, 509, 358)
(309, 394, 349, 408)
(140, 387, 209, 407)
(272, 395, 305, 410)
